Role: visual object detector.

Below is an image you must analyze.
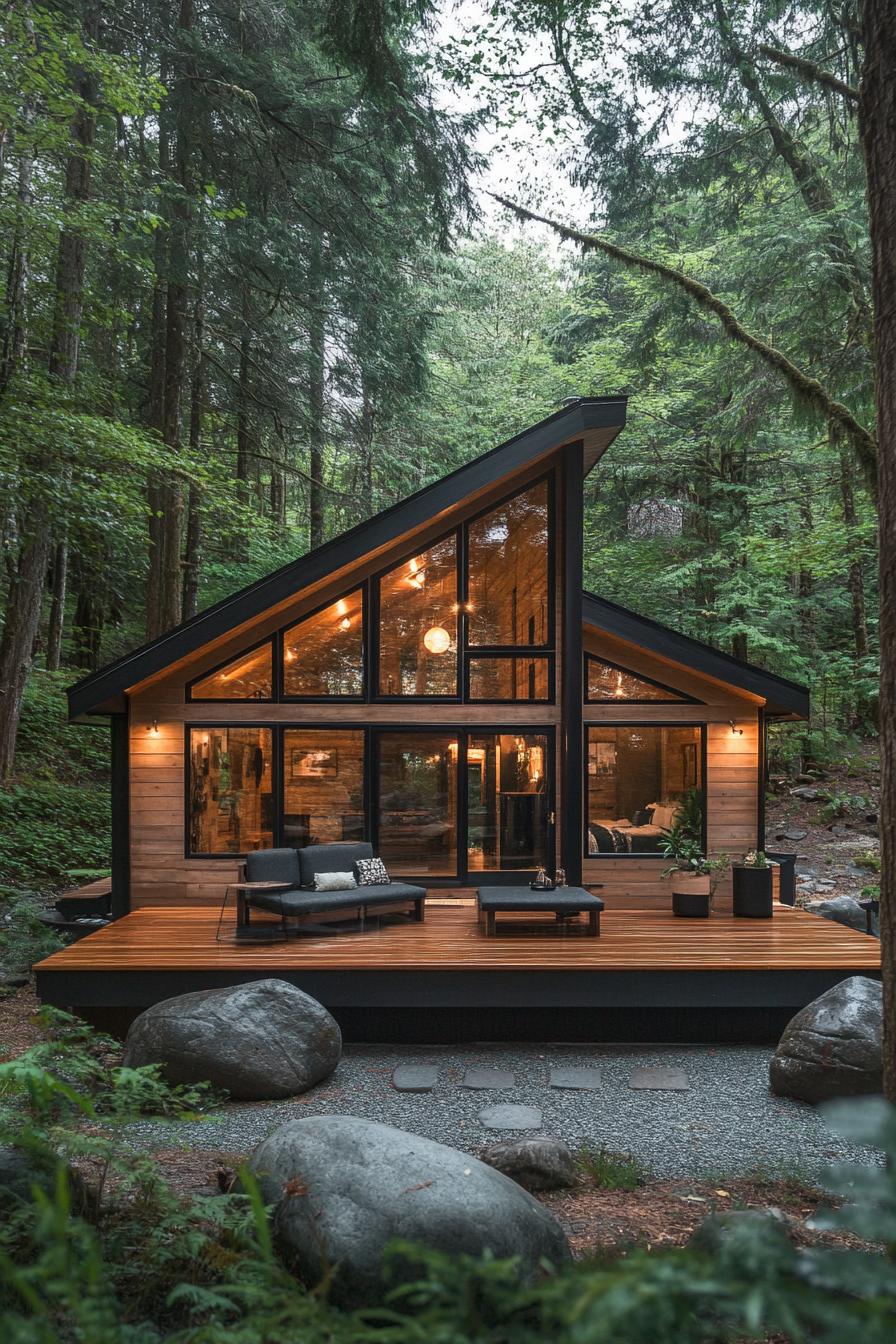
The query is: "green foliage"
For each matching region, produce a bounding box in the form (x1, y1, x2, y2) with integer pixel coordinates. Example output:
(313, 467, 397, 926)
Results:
(854, 851, 881, 872)
(742, 850, 769, 869)
(0, 783, 110, 893)
(821, 791, 871, 823)
(577, 1145, 647, 1191)
(0, 892, 64, 975)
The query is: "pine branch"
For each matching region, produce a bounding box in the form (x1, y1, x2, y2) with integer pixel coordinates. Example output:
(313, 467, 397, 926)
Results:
(757, 44, 859, 104)
(491, 193, 877, 484)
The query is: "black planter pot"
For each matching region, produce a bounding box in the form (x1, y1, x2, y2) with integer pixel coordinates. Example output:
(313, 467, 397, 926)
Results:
(732, 865, 773, 918)
(672, 890, 711, 918)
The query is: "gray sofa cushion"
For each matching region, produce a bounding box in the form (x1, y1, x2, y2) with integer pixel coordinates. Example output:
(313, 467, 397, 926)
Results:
(245, 847, 301, 887)
(249, 881, 425, 917)
(298, 842, 373, 889)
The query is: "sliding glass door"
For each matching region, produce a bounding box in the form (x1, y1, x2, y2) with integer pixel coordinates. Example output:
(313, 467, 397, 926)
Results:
(373, 728, 552, 881)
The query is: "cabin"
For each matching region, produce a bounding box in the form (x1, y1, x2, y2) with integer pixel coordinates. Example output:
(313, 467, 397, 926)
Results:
(36, 398, 880, 1039)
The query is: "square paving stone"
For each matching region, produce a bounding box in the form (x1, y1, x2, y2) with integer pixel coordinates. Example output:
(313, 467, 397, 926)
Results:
(461, 1067, 515, 1089)
(549, 1066, 602, 1090)
(479, 1104, 542, 1130)
(392, 1066, 438, 1093)
(628, 1067, 690, 1091)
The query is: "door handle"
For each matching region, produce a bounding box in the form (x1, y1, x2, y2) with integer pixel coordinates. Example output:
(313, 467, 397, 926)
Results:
(549, 811, 555, 825)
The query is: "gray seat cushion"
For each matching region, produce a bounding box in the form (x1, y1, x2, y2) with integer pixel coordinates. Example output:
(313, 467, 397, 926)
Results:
(245, 847, 301, 887)
(298, 842, 373, 889)
(249, 881, 425, 917)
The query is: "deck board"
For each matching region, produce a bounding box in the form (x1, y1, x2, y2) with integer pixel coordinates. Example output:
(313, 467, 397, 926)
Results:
(34, 901, 880, 975)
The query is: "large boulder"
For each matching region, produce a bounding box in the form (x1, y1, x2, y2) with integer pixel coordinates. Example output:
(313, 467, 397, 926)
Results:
(248, 1115, 569, 1306)
(804, 895, 869, 934)
(123, 979, 341, 1100)
(769, 976, 882, 1103)
(480, 1137, 578, 1191)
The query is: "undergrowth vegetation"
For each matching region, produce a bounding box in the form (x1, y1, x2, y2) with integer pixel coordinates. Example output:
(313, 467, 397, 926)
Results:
(1, 1012, 894, 1342)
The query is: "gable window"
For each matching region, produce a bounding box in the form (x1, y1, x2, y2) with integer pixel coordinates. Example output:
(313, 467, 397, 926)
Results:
(585, 724, 704, 857)
(585, 655, 695, 704)
(467, 480, 550, 647)
(188, 642, 273, 701)
(283, 590, 363, 698)
(188, 726, 273, 854)
(377, 536, 458, 697)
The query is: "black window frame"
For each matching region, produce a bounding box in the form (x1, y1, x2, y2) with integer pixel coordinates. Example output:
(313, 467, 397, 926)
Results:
(584, 653, 702, 705)
(185, 722, 278, 858)
(185, 637, 276, 704)
(464, 652, 555, 704)
(280, 586, 367, 703)
(371, 529, 463, 703)
(582, 720, 708, 859)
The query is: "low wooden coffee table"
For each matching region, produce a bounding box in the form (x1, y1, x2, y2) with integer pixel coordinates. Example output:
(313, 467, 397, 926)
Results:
(477, 886, 605, 937)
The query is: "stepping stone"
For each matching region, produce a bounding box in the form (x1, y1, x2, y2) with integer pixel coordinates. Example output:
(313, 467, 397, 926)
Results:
(549, 1066, 601, 1090)
(629, 1067, 689, 1091)
(479, 1104, 542, 1131)
(392, 1065, 438, 1093)
(461, 1067, 515, 1089)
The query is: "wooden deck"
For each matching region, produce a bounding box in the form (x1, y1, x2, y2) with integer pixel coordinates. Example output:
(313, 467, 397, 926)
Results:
(34, 901, 879, 1042)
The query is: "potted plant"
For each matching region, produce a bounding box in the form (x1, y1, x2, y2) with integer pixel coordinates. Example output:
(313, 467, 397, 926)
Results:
(661, 827, 728, 918)
(732, 850, 773, 918)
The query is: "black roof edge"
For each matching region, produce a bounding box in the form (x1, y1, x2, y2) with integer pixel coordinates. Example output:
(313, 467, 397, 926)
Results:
(582, 591, 809, 719)
(67, 398, 627, 719)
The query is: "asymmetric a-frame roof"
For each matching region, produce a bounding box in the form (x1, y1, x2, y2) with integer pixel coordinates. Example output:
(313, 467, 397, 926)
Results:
(67, 397, 627, 718)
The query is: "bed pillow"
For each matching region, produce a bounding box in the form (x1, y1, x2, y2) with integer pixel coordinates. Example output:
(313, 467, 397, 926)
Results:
(652, 805, 676, 831)
(354, 857, 391, 886)
(313, 871, 357, 892)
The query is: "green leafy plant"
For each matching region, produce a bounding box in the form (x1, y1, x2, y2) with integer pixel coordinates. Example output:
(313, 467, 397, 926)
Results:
(821, 791, 871, 823)
(854, 850, 881, 872)
(0, 891, 65, 975)
(741, 850, 769, 869)
(577, 1145, 647, 1191)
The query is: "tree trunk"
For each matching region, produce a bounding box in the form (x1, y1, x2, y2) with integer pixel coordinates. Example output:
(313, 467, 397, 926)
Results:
(858, 0, 896, 1103)
(0, 123, 35, 400)
(308, 261, 326, 550)
(145, 127, 168, 639)
(45, 539, 68, 669)
(71, 536, 106, 670)
(0, 0, 98, 778)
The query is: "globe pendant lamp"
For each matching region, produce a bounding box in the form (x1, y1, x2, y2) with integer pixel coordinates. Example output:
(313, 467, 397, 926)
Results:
(423, 625, 451, 655)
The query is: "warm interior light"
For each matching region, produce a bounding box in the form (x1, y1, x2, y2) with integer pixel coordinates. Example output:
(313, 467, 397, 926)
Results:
(336, 597, 348, 616)
(423, 625, 451, 654)
(284, 647, 296, 663)
(729, 720, 744, 736)
(409, 570, 426, 589)
(614, 672, 624, 697)
(340, 616, 351, 631)
(147, 718, 160, 737)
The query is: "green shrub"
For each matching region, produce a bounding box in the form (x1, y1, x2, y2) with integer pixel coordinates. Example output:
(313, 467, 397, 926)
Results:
(0, 890, 65, 974)
(0, 782, 111, 892)
(14, 671, 109, 785)
(577, 1144, 647, 1190)
(854, 850, 882, 872)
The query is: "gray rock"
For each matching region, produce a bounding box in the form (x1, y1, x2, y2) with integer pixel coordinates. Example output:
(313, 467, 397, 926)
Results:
(0, 973, 29, 989)
(629, 1066, 689, 1091)
(461, 1067, 515, 1089)
(122, 978, 341, 1100)
(690, 1208, 794, 1254)
(479, 1104, 543, 1130)
(392, 1065, 437, 1093)
(804, 895, 868, 933)
(481, 1137, 577, 1191)
(249, 1116, 569, 1306)
(790, 786, 821, 800)
(769, 976, 883, 1103)
(549, 1066, 601, 1090)
(0, 1145, 82, 1207)
(783, 830, 808, 842)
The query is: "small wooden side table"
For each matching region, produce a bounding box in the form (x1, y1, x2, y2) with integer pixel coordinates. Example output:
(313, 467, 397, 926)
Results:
(216, 880, 295, 944)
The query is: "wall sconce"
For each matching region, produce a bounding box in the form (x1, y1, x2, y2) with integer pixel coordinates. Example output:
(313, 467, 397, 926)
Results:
(729, 720, 743, 736)
(147, 718, 160, 737)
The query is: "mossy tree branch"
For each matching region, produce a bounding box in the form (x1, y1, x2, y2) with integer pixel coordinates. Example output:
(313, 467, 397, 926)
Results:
(492, 193, 877, 487)
(757, 43, 859, 104)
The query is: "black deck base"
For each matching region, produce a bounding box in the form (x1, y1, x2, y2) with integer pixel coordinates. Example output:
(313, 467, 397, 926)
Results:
(37, 965, 875, 1043)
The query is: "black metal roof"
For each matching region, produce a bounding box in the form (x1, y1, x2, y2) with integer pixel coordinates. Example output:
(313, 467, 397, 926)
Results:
(68, 397, 627, 718)
(582, 592, 809, 719)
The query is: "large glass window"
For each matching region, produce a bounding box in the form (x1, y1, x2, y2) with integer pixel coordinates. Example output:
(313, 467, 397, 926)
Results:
(467, 480, 550, 647)
(377, 537, 458, 697)
(376, 733, 458, 875)
(467, 656, 550, 702)
(468, 733, 549, 872)
(188, 727, 273, 854)
(586, 656, 690, 703)
(282, 728, 365, 848)
(283, 591, 363, 698)
(585, 725, 703, 856)
(189, 643, 272, 700)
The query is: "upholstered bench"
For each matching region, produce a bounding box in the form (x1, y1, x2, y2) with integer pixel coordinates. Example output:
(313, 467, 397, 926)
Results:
(239, 842, 425, 931)
(476, 886, 604, 937)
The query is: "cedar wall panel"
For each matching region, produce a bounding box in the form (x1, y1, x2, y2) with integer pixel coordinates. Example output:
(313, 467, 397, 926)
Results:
(581, 629, 762, 909)
(128, 458, 567, 908)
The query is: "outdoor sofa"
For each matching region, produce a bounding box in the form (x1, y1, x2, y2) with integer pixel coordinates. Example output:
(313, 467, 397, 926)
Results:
(238, 841, 425, 930)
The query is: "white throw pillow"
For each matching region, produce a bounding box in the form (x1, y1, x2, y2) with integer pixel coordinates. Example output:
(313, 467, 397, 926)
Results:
(313, 871, 357, 892)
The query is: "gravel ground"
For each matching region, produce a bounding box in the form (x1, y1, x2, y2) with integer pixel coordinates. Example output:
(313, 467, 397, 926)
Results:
(120, 1042, 881, 1179)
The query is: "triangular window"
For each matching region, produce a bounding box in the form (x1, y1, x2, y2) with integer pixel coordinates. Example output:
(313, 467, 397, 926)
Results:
(585, 656, 698, 703)
(189, 641, 273, 700)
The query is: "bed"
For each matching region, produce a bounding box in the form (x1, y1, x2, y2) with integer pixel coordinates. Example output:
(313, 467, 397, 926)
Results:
(587, 804, 679, 855)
